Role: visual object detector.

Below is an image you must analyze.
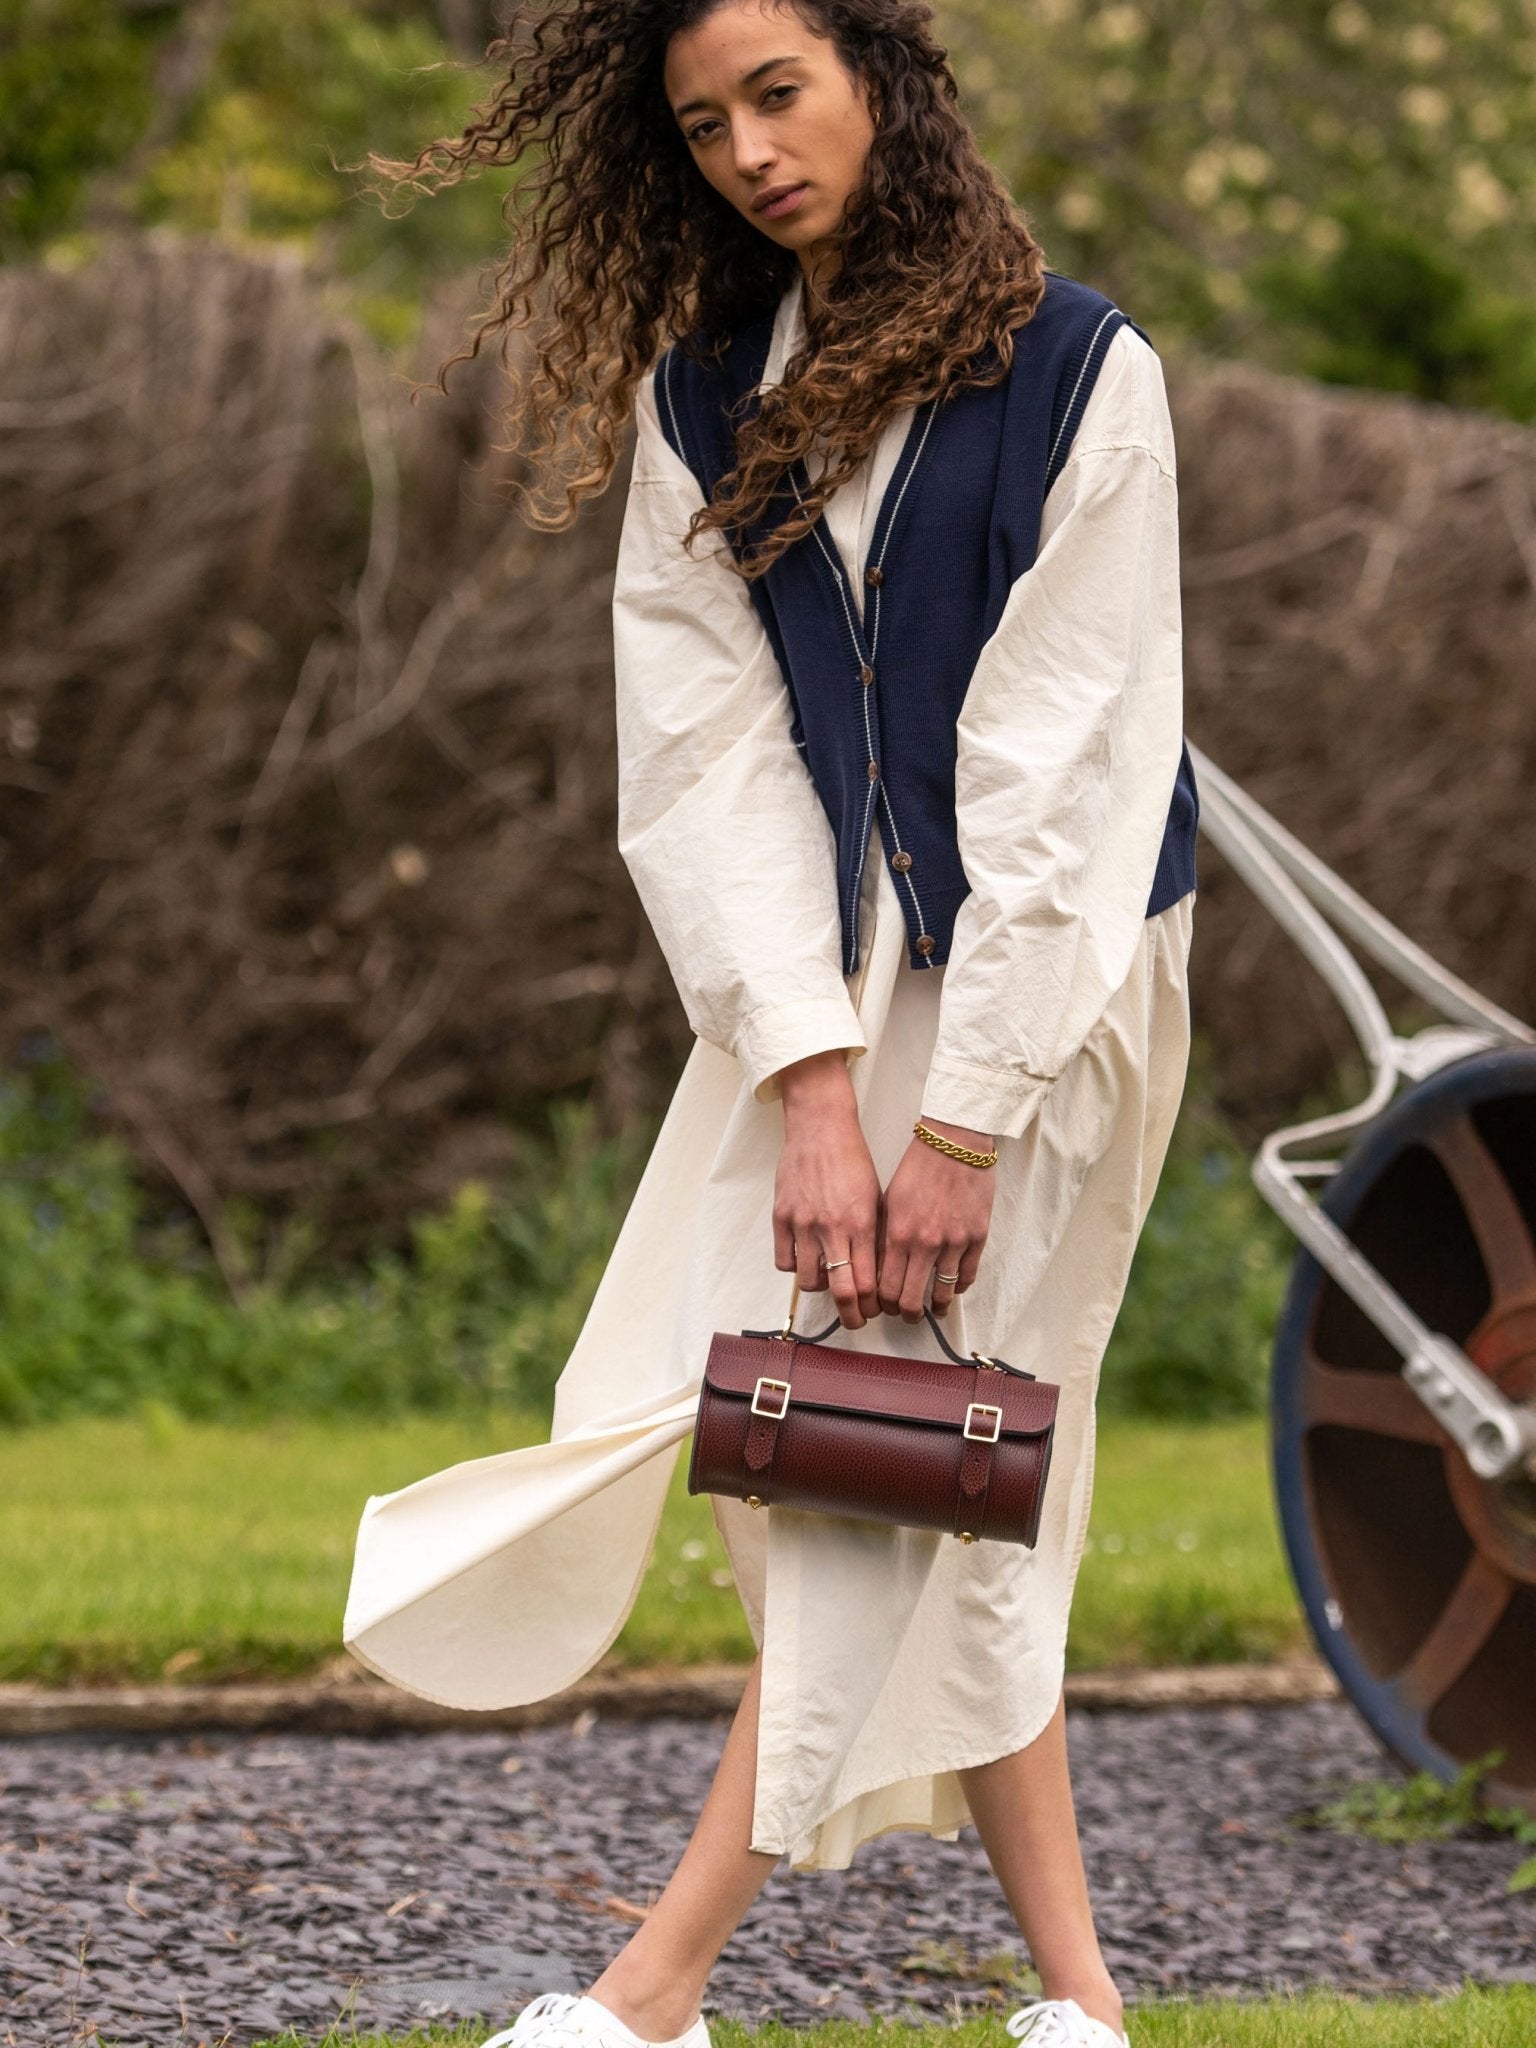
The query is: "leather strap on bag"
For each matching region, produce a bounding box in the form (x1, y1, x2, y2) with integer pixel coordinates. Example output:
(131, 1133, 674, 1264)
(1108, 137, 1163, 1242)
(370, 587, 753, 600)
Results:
(744, 1395, 786, 1476)
(742, 1278, 1037, 1381)
(956, 1361, 999, 1534)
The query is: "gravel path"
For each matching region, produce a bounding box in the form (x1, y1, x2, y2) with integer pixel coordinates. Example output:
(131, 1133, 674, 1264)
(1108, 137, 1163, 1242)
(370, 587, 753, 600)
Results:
(2, 1701, 1530, 2047)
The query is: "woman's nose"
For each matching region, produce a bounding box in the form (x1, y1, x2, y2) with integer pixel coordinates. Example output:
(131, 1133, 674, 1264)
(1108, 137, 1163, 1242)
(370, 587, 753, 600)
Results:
(731, 118, 778, 181)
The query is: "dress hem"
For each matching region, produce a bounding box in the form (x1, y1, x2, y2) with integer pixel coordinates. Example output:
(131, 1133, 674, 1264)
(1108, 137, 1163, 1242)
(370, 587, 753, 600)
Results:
(752, 1649, 1069, 1872)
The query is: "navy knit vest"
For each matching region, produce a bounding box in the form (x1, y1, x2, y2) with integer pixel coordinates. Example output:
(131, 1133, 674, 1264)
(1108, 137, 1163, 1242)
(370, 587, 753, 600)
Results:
(654, 269, 1200, 973)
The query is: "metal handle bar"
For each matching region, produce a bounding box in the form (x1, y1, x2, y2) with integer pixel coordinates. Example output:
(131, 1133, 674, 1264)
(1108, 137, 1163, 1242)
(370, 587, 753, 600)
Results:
(1189, 741, 1536, 1479)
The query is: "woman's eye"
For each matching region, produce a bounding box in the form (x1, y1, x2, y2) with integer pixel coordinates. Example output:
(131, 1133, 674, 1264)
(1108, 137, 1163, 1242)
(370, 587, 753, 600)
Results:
(685, 84, 798, 143)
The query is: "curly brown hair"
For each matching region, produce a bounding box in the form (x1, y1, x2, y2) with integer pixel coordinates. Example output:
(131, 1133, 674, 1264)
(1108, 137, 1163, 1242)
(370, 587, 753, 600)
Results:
(373, 0, 1047, 577)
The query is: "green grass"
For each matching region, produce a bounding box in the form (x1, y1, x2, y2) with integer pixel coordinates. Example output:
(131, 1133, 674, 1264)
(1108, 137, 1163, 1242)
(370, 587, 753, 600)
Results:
(228, 1987, 1536, 2048)
(1067, 1420, 1304, 1669)
(0, 1413, 1303, 1685)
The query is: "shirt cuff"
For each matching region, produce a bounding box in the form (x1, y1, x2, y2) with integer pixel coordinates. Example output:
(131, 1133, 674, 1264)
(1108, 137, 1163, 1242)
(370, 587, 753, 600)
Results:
(920, 1053, 1056, 1142)
(734, 995, 870, 1106)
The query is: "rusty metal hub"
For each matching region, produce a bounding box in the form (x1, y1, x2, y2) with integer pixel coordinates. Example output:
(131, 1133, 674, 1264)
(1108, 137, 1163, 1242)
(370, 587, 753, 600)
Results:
(1272, 1049, 1536, 1819)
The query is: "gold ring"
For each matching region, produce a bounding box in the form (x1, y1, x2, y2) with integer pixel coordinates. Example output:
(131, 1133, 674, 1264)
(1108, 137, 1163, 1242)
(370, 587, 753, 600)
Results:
(823, 1258, 852, 1271)
(935, 1270, 960, 1285)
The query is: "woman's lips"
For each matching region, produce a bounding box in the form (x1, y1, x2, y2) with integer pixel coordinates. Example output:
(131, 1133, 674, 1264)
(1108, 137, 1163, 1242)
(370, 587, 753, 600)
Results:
(758, 183, 808, 220)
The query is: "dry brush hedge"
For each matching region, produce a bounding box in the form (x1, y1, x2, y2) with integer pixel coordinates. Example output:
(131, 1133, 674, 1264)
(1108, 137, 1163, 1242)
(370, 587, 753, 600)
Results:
(1173, 353, 1536, 1122)
(1, 237, 1531, 1253)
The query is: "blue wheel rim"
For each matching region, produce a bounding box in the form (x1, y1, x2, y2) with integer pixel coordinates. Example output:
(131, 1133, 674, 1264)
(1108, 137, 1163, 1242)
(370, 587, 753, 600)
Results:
(1269, 1045, 1536, 1809)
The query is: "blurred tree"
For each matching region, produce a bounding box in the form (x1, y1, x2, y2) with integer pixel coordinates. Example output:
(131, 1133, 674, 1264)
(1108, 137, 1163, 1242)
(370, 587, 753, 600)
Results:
(1246, 200, 1536, 417)
(130, 0, 510, 336)
(0, 0, 511, 336)
(0, 0, 162, 253)
(429, 0, 504, 55)
(8, 1, 1536, 403)
(947, 0, 1536, 418)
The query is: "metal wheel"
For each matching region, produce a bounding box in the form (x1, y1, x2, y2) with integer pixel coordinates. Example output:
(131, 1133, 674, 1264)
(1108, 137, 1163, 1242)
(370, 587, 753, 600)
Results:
(1270, 1045, 1536, 1815)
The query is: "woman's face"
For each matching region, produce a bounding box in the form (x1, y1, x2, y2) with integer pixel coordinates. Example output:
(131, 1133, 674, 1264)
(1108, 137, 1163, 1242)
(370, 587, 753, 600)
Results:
(663, 0, 878, 288)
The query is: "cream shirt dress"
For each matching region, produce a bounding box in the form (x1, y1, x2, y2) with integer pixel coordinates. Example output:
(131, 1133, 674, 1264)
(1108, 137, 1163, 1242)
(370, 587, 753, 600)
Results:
(344, 274, 1195, 1874)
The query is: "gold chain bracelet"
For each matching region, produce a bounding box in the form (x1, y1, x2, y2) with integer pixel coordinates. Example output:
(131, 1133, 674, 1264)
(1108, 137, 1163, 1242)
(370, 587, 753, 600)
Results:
(912, 1118, 999, 1169)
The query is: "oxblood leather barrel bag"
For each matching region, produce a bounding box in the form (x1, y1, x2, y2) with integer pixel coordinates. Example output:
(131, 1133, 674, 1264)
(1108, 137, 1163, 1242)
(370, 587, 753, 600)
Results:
(689, 1283, 1059, 1547)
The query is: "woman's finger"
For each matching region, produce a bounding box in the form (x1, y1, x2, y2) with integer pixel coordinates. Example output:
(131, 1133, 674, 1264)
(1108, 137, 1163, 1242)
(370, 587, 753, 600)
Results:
(774, 1212, 797, 1273)
(850, 1227, 879, 1324)
(928, 1242, 967, 1318)
(877, 1240, 908, 1318)
(795, 1231, 827, 1293)
(895, 1241, 933, 1323)
(821, 1242, 865, 1328)
(955, 1237, 987, 1294)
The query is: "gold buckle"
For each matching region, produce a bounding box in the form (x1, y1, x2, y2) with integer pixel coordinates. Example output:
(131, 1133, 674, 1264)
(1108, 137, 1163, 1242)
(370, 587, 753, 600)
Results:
(751, 1375, 791, 1420)
(963, 1400, 1002, 1443)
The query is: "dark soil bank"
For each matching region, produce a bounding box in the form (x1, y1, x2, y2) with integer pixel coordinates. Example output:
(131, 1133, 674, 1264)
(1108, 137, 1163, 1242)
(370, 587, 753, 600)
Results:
(2, 1700, 1530, 2047)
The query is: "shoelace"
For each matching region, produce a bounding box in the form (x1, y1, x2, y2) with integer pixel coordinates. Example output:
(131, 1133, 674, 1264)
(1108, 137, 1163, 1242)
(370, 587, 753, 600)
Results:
(480, 1992, 596, 2048)
(1005, 1998, 1121, 2047)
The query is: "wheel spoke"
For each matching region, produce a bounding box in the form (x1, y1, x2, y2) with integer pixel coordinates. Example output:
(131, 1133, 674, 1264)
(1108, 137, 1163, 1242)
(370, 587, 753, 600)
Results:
(1301, 1349, 1448, 1444)
(1427, 1113, 1536, 1304)
(1392, 1548, 1515, 1711)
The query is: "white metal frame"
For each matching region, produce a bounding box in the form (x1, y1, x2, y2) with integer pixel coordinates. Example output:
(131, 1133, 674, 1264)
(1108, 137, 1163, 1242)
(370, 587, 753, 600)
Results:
(1189, 743, 1536, 1481)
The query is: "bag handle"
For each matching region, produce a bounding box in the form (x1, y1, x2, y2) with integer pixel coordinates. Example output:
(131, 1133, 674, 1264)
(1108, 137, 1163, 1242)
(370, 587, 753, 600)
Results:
(741, 1275, 1035, 1380)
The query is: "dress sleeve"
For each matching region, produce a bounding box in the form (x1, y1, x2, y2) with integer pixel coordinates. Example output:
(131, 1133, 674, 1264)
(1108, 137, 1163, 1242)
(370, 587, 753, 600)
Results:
(918, 323, 1185, 1141)
(612, 364, 868, 1104)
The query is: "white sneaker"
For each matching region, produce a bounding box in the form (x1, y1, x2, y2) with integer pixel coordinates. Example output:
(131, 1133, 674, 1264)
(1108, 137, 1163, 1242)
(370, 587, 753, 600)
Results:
(479, 1991, 711, 2048)
(1005, 1995, 1130, 2048)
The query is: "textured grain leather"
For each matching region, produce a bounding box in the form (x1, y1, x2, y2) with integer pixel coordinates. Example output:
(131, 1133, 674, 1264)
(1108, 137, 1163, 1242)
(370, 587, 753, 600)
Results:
(689, 1319, 1059, 1546)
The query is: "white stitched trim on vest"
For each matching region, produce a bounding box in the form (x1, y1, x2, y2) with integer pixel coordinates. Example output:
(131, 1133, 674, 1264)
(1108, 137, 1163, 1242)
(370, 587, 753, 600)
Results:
(660, 348, 689, 473)
(867, 401, 936, 667)
(1045, 306, 1122, 483)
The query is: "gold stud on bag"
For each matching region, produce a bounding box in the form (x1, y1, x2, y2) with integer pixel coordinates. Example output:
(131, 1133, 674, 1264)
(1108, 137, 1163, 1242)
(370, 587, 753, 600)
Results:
(688, 1278, 1060, 1546)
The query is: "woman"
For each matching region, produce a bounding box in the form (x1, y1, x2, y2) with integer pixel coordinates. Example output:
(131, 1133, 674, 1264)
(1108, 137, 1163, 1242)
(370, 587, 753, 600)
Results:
(345, 6, 1199, 2047)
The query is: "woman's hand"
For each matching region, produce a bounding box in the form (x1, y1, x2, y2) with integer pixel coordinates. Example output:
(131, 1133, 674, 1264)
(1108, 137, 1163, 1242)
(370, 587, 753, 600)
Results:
(773, 1050, 882, 1329)
(878, 1115, 997, 1322)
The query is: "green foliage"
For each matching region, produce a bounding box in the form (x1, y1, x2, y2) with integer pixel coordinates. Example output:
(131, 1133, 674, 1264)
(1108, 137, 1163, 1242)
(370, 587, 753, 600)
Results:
(896, 1937, 1042, 1992)
(949, 0, 1536, 419)
(0, 0, 161, 251)
(1247, 200, 1536, 417)
(131, 0, 510, 328)
(10, 2, 1536, 407)
(0, 1048, 652, 1426)
(0, 0, 509, 337)
(0, 1043, 1287, 1429)
(1099, 1032, 1294, 1420)
(1300, 1746, 1536, 1897)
